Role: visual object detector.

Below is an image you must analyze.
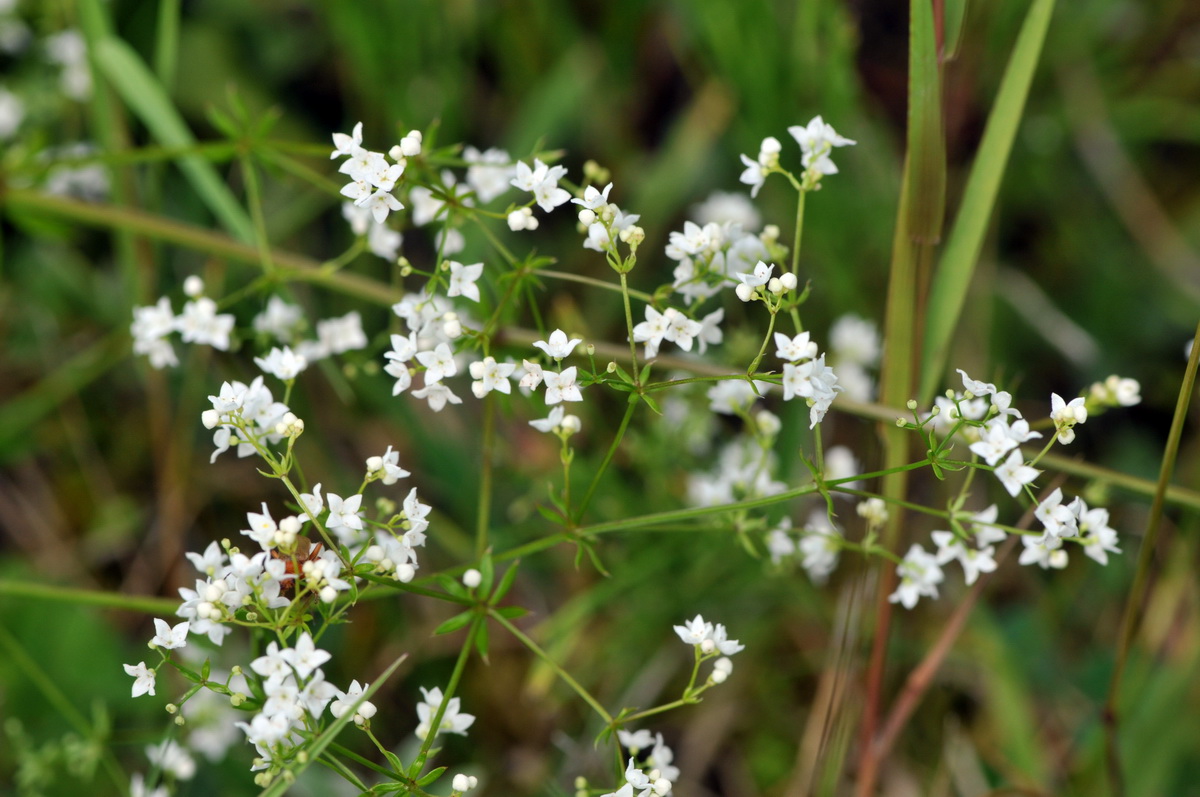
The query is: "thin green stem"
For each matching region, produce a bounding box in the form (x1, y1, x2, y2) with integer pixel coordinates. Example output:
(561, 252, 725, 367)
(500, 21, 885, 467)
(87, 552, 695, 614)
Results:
(491, 610, 613, 724)
(618, 271, 641, 386)
(476, 397, 495, 559)
(240, 154, 276, 275)
(575, 396, 638, 522)
(538, 269, 654, 302)
(787, 188, 807, 330)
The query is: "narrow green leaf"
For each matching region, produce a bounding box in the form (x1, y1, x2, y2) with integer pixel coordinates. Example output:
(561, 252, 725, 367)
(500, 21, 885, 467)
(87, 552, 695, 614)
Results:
(433, 611, 474, 637)
(91, 38, 255, 244)
(474, 622, 490, 662)
(491, 561, 521, 603)
(919, 0, 1056, 401)
(496, 605, 530, 619)
(416, 766, 447, 787)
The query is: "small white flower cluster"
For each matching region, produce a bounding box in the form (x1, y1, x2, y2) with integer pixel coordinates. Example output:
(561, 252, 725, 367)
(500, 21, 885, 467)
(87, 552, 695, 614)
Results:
(236, 633, 341, 775)
(738, 115, 855, 197)
(777, 330, 841, 428)
(131, 278, 235, 369)
(672, 613, 743, 684)
(767, 511, 844, 585)
(363, 484, 433, 583)
(331, 121, 418, 225)
(1024, 488, 1121, 568)
(633, 305, 722, 358)
(600, 756, 674, 797)
(687, 435, 785, 508)
(734, 259, 798, 303)
(571, 181, 644, 253)
(201, 376, 293, 463)
(414, 686, 475, 740)
(615, 730, 680, 794)
(1089, 374, 1142, 408)
(176, 538, 291, 646)
(667, 218, 773, 307)
(509, 157, 571, 223)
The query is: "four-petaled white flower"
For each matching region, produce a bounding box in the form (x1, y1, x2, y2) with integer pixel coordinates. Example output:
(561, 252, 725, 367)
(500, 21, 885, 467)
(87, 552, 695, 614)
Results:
(150, 619, 190, 650)
(787, 116, 856, 176)
(888, 544, 944, 609)
(416, 342, 458, 383)
(447, 261, 484, 303)
(469, 356, 516, 398)
(124, 661, 157, 697)
(543, 367, 583, 404)
(331, 680, 378, 727)
(533, 329, 583, 360)
(415, 686, 475, 739)
(994, 449, 1039, 497)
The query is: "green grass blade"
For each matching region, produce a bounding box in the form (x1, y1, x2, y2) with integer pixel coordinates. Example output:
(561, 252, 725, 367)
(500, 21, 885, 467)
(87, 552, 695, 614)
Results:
(92, 37, 255, 244)
(919, 0, 1056, 401)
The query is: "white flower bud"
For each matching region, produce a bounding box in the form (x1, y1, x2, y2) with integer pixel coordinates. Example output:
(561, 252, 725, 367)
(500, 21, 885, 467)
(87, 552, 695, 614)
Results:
(399, 130, 422, 157)
(711, 667, 728, 684)
(714, 656, 733, 675)
(452, 773, 477, 791)
(735, 283, 755, 302)
(578, 208, 596, 226)
(700, 638, 716, 654)
(183, 275, 205, 298)
(463, 568, 482, 589)
(768, 277, 784, 295)
(201, 409, 220, 429)
(653, 779, 672, 795)
(395, 563, 416, 582)
(443, 319, 463, 339)
(319, 586, 337, 603)
(366, 455, 383, 473)
(561, 415, 582, 436)
(780, 272, 798, 291)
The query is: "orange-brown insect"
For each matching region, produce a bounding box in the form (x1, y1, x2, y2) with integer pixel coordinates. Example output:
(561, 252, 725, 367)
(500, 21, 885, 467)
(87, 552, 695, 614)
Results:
(272, 537, 324, 597)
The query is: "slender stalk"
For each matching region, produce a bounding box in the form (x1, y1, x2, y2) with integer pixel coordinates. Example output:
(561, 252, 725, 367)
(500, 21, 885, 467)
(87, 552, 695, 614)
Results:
(575, 396, 638, 522)
(476, 397, 495, 559)
(491, 610, 612, 724)
(538, 269, 654, 303)
(1104, 320, 1200, 796)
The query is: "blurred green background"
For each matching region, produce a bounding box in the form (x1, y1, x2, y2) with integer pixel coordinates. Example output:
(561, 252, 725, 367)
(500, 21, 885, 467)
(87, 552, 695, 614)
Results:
(2, 0, 1199, 795)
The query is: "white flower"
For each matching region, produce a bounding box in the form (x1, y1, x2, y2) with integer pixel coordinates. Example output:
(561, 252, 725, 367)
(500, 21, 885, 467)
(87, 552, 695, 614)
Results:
(993, 449, 1039, 497)
(633, 306, 670, 358)
(253, 296, 303, 342)
(799, 511, 841, 583)
(325, 492, 364, 538)
(673, 614, 713, 646)
(734, 260, 774, 301)
(1018, 534, 1068, 569)
(775, 331, 818, 363)
(662, 308, 702, 352)
(415, 686, 475, 739)
(1073, 498, 1121, 565)
(123, 661, 156, 697)
(150, 618, 190, 650)
(176, 297, 234, 350)
(254, 346, 308, 381)
(956, 368, 997, 398)
(464, 146, 515, 202)
(1035, 488, 1078, 542)
(416, 342, 458, 383)
(696, 308, 724, 354)
(447, 261, 484, 302)
(787, 116, 856, 176)
(543, 367, 583, 404)
(412, 381, 463, 411)
(510, 158, 570, 212)
(888, 544, 944, 609)
(331, 121, 364, 159)
(146, 739, 195, 780)
(930, 531, 997, 586)
(533, 329, 583, 360)
(469, 356, 516, 398)
(519, 359, 544, 390)
(316, 311, 368, 355)
(331, 680, 378, 726)
(1050, 392, 1088, 444)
